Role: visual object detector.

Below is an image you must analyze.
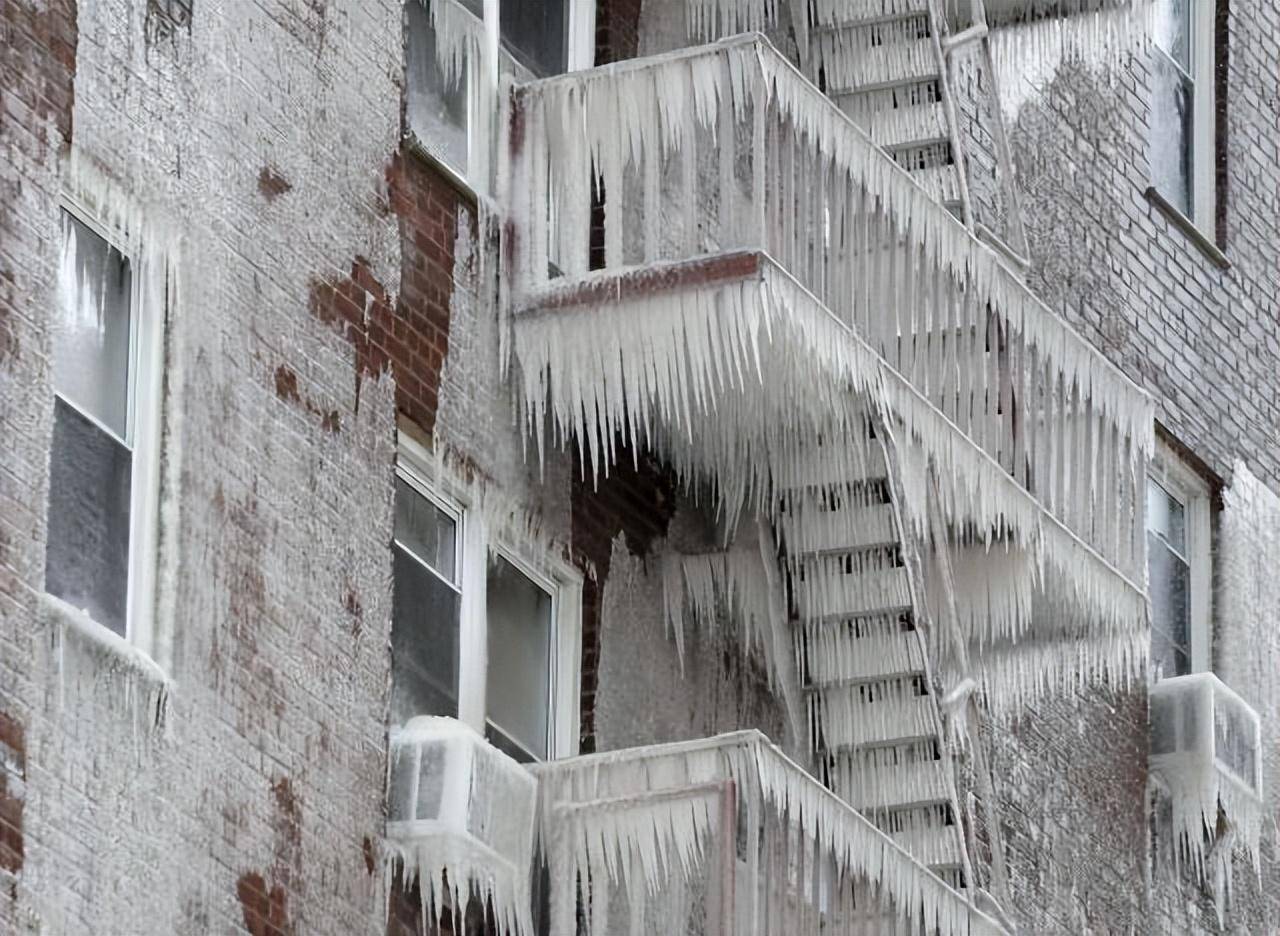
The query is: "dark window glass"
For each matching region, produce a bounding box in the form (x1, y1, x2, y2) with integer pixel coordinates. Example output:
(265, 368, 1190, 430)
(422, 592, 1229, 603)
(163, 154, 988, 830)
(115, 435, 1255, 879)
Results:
(500, 0, 568, 77)
(46, 398, 133, 635)
(484, 554, 553, 761)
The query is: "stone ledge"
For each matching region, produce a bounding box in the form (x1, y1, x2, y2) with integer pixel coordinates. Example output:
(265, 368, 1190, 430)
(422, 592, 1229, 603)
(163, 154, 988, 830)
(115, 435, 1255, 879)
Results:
(1144, 186, 1231, 271)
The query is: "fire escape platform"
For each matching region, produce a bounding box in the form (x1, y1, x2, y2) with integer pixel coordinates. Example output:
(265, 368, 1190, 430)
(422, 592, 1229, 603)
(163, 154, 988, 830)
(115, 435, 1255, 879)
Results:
(531, 730, 1010, 936)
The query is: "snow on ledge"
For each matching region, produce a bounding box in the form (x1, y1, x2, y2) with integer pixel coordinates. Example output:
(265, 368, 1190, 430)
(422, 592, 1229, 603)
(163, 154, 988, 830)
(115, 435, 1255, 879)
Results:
(38, 591, 171, 733)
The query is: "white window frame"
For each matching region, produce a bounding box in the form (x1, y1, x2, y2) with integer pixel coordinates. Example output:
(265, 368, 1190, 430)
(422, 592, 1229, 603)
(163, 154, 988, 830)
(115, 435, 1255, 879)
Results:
(1147, 440, 1212, 676)
(1151, 0, 1216, 229)
(396, 434, 582, 759)
(50, 195, 165, 660)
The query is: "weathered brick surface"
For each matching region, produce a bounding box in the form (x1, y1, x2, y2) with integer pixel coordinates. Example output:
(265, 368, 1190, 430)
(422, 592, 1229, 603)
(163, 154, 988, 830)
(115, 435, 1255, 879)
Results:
(0, 0, 409, 932)
(983, 4, 1280, 932)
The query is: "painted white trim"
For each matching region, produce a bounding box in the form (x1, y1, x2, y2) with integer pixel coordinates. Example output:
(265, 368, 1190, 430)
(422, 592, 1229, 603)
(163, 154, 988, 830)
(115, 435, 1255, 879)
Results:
(54, 198, 165, 663)
(1189, 0, 1216, 231)
(393, 434, 583, 758)
(566, 0, 597, 71)
(1149, 440, 1212, 675)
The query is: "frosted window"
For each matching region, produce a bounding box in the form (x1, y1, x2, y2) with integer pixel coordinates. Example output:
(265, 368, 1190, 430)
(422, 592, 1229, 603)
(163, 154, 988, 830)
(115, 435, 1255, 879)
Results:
(391, 482, 462, 726)
(1151, 0, 1194, 218)
(394, 478, 456, 580)
(55, 213, 133, 439)
(406, 0, 470, 174)
(46, 212, 135, 637)
(485, 555, 553, 762)
(500, 0, 568, 77)
(1147, 479, 1191, 677)
(46, 398, 133, 635)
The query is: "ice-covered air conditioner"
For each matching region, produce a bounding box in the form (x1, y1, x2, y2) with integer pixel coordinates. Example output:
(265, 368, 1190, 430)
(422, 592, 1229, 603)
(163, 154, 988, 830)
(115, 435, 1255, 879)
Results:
(386, 717, 537, 934)
(1150, 673, 1262, 804)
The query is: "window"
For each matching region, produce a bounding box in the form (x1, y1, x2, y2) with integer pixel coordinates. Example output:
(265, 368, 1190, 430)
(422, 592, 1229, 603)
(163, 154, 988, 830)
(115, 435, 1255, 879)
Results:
(404, 0, 593, 187)
(1147, 444, 1211, 679)
(1150, 0, 1216, 226)
(390, 447, 582, 761)
(46, 206, 163, 645)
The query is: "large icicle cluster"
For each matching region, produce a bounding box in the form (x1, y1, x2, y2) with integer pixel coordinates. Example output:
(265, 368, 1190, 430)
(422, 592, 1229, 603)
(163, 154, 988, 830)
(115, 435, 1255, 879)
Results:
(661, 518, 802, 733)
(507, 33, 1152, 711)
(531, 731, 1006, 935)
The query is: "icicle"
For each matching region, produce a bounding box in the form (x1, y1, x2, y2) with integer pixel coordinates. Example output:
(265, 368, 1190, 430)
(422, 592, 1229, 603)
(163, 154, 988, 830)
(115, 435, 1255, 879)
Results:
(40, 592, 172, 734)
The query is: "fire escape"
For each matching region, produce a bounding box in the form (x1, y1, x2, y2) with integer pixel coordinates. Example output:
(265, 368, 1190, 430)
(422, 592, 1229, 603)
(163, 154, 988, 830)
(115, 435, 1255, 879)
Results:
(390, 1, 1155, 933)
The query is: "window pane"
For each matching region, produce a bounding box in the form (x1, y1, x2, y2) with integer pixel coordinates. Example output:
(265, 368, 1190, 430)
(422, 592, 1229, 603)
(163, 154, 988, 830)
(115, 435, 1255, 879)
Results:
(1146, 479, 1186, 555)
(406, 0, 470, 173)
(45, 397, 132, 636)
(1155, 0, 1191, 71)
(394, 478, 457, 581)
(391, 546, 461, 726)
(500, 0, 568, 77)
(485, 555, 553, 761)
(1150, 52, 1193, 219)
(1148, 533, 1191, 677)
(55, 212, 133, 439)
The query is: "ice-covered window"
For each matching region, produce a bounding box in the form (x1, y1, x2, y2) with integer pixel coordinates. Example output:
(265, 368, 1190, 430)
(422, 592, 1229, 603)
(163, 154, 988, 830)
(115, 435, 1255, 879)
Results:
(405, 0, 476, 179)
(1147, 443, 1212, 679)
(46, 208, 162, 644)
(1150, 0, 1216, 227)
(404, 0, 591, 187)
(390, 444, 583, 760)
(391, 475, 463, 726)
(500, 0, 569, 77)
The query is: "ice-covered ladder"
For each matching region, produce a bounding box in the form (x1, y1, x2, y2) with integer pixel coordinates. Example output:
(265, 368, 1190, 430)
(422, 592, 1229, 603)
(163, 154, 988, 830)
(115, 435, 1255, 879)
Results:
(775, 409, 973, 893)
(805, 0, 1029, 265)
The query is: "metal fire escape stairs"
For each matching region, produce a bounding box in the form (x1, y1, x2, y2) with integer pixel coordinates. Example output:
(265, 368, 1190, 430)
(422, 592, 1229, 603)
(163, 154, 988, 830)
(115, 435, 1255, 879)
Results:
(803, 0, 1030, 269)
(776, 413, 976, 892)
(771, 0, 1027, 904)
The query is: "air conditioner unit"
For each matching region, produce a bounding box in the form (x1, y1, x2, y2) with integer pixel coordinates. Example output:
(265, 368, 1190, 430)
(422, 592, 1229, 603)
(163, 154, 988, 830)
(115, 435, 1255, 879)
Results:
(386, 717, 537, 933)
(1150, 673, 1262, 807)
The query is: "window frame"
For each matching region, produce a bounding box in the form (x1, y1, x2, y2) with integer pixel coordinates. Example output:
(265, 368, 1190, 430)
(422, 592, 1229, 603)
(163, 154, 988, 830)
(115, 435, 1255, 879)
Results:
(394, 434, 582, 760)
(1150, 0, 1217, 232)
(404, 0, 595, 194)
(1147, 441, 1212, 677)
(49, 196, 165, 658)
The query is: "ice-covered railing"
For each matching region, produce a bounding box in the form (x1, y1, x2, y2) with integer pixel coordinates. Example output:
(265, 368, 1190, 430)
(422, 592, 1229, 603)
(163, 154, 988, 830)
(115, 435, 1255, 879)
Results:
(384, 717, 538, 935)
(529, 730, 1008, 936)
(505, 34, 1150, 583)
(505, 33, 1152, 699)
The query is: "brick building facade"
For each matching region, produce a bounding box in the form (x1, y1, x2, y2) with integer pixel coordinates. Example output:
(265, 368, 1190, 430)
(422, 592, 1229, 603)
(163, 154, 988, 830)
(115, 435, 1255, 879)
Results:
(0, 1, 1276, 935)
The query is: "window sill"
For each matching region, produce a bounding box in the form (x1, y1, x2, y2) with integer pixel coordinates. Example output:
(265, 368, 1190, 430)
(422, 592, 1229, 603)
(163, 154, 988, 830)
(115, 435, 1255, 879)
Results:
(402, 131, 479, 208)
(39, 592, 172, 729)
(1144, 186, 1230, 271)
